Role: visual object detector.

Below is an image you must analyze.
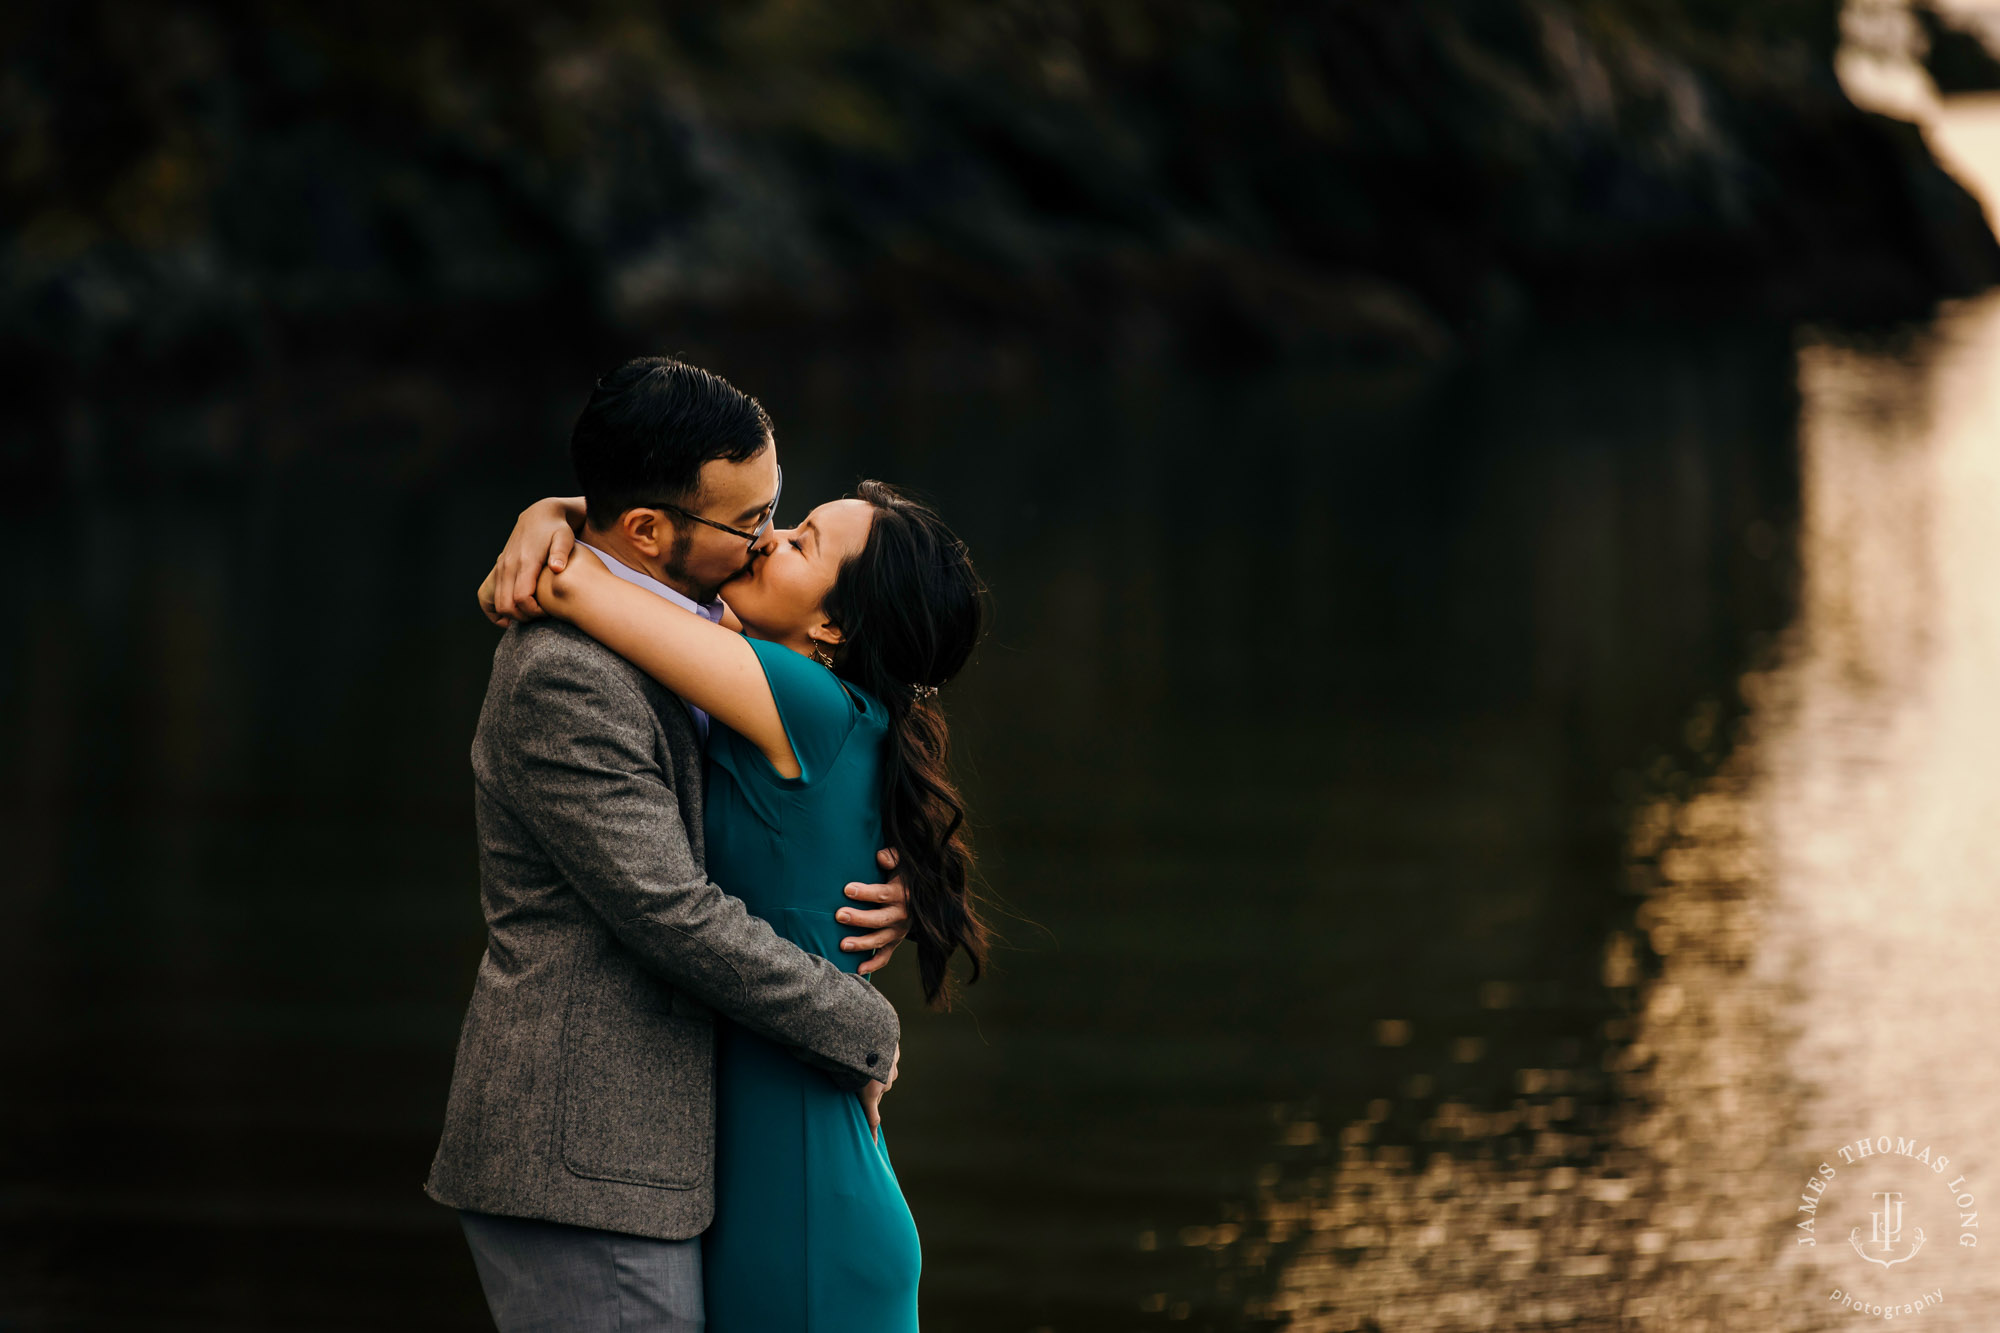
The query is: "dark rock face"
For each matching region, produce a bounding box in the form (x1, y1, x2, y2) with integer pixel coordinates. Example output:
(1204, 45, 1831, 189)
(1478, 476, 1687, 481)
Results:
(1916, 2, 2000, 95)
(4, 1, 1997, 372)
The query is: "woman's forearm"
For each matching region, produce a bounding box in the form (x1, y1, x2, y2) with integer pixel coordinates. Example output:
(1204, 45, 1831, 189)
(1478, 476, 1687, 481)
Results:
(540, 553, 800, 774)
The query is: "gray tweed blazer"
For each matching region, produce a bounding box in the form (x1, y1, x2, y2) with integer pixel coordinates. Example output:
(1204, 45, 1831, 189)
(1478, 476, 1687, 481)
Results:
(424, 620, 900, 1240)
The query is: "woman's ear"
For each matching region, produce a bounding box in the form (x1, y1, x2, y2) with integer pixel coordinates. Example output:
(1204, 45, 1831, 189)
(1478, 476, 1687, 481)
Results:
(810, 621, 846, 648)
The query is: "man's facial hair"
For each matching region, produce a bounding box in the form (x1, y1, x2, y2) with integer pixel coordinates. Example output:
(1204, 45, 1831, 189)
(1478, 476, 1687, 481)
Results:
(660, 519, 754, 604)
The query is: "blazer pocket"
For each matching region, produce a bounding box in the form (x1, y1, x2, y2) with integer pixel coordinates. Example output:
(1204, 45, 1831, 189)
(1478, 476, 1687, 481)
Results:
(557, 957, 716, 1190)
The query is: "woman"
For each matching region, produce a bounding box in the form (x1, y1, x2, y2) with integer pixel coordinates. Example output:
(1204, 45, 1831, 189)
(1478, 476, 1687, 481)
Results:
(479, 479, 988, 1332)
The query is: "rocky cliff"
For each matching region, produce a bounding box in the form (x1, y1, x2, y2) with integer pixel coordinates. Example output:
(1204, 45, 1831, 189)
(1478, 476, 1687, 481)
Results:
(5, 0, 1997, 373)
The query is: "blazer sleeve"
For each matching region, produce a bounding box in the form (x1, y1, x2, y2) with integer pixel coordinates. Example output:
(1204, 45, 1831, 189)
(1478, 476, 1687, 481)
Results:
(484, 632, 898, 1090)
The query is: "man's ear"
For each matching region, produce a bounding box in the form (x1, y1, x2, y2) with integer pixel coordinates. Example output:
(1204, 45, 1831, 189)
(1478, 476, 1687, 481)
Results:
(620, 508, 668, 558)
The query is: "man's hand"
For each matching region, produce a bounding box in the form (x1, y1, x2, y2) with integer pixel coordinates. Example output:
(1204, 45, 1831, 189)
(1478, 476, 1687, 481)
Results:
(840, 848, 912, 977)
(858, 1042, 899, 1141)
(486, 497, 586, 625)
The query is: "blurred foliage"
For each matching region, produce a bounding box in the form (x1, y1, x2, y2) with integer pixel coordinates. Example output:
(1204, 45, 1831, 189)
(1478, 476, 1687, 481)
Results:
(1912, 1, 2000, 94)
(1, 0, 1995, 374)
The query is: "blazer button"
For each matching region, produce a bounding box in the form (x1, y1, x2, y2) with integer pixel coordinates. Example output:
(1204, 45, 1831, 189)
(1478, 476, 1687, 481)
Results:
(866, 1052, 879, 1066)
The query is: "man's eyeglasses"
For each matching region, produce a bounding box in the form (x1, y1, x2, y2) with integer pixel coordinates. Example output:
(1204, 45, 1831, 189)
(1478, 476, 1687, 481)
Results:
(656, 464, 783, 553)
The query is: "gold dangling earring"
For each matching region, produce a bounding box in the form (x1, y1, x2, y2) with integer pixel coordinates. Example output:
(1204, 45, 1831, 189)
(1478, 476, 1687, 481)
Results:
(813, 641, 835, 668)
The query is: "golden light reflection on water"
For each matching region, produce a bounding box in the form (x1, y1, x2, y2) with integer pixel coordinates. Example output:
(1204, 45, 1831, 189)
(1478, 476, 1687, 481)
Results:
(1193, 97, 2000, 1333)
(1226, 739, 1816, 1329)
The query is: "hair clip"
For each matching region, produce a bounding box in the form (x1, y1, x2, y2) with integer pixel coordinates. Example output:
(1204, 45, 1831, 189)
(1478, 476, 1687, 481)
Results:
(911, 683, 939, 700)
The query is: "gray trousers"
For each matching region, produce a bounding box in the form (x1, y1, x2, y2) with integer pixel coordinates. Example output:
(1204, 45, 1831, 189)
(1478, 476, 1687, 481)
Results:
(459, 1210, 704, 1332)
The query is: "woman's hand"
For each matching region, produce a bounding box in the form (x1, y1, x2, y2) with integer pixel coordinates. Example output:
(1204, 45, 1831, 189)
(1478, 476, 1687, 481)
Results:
(485, 496, 587, 626)
(478, 564, 506, 626)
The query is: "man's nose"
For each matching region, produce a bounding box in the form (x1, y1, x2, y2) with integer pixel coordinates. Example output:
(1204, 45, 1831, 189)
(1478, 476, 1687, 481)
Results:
(751, 527, 787, 557)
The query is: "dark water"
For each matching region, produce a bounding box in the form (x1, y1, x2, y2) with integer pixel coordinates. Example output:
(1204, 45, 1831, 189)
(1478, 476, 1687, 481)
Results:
(0, 321, 1808, 1330)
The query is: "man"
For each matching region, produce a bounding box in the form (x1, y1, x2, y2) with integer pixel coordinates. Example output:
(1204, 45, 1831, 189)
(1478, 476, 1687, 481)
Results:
(426, 356, 911, 1331)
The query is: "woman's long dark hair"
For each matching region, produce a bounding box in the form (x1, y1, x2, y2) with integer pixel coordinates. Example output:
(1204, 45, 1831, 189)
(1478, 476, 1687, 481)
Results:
(822, 480, 989, 1009)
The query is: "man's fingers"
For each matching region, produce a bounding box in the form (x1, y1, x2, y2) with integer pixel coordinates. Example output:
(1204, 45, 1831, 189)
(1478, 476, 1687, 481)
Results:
(876, 847, 900, 872)
(837, 904, 905, 928)
(856, 941, 900, 975)
(844, 881, 899, 905)
(549, 524, 574, 572)
(840, 882, 911, 973)
(859, 1080, 885, 1142)
(840, 927, 902, 952)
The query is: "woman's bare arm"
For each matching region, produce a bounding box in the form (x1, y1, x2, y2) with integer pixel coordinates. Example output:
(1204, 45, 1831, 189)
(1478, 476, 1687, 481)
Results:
(538, 547, 801, 777)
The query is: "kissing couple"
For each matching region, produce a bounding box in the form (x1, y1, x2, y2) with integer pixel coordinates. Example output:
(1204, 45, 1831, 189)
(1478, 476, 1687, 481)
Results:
(424, 356, 990, 1331)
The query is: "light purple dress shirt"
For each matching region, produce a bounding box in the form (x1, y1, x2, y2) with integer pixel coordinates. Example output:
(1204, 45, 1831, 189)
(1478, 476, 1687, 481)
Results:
(575, 541, 727, 744)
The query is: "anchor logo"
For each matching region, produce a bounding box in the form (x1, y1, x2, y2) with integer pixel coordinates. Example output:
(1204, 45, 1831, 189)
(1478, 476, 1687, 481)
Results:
(1849, 1191, 1927, 1268)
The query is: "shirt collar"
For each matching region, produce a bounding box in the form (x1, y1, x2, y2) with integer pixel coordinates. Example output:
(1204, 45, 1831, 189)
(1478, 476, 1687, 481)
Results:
(575, 541, 725, 623)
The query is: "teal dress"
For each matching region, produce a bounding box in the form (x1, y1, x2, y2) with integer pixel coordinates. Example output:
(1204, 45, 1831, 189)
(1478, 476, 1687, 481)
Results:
(701, 637, 922, 1331)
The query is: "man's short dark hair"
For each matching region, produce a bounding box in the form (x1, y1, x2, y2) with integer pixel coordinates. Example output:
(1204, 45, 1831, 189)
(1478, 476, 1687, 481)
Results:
(570, 356, 774, 528)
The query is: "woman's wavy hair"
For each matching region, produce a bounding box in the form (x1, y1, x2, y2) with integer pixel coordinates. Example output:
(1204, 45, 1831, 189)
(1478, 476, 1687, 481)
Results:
(821, 480, 989, 1008)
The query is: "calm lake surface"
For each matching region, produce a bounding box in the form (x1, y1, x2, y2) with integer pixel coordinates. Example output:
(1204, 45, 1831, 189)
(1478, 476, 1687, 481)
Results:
(9, 100, 2000, 1333)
